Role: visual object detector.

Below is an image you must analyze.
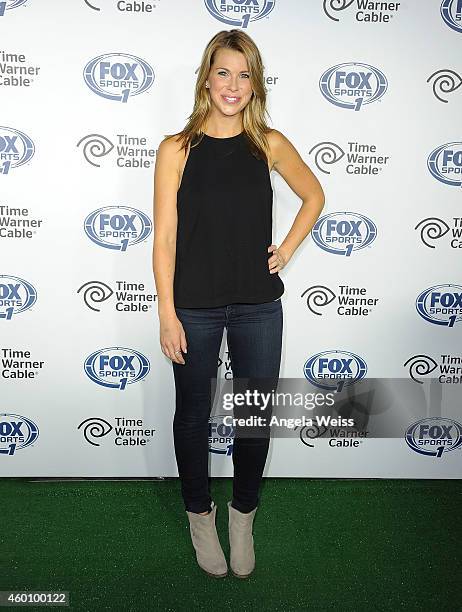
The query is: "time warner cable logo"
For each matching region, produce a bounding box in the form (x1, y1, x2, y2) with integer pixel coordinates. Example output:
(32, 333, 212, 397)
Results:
(323, 0, 400, 22)
(0, 0, 28, 17)
(441, 0, 462, 34)
(0, 126, 34, 175)
(320, 62, 387, 111)
(84, 347, 150, 390)
(84, 206, 152, 251)
(204, 0, 275, 28)
(405, 417, 462, 458)
(312, 212, 377, 256)
(427, 142, 462, 187)
(0, 413, 39, 456)
(83, 53, 154, 103)
(303, 350, 367, 392)
(416, 284, 462, 328)
(0, 275, 37, 320)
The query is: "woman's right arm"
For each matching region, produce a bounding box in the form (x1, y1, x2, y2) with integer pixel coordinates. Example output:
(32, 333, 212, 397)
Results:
(152, 137, 187, 365)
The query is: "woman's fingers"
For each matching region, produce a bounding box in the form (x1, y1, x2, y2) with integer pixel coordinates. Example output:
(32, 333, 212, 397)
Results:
(268, 244, 286, 273)
(180, 328, 188, 354)
(166, 341, 185, 365)
(269, 253, 282, 273)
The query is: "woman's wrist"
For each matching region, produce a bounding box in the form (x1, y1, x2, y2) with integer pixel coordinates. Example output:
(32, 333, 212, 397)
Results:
(278, 243, 293, 265)
(158, 300, 176, 318)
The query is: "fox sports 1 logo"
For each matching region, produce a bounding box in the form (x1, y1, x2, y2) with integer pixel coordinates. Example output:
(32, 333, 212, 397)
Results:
(0, 413, 39, 456)
(405, 417, 462, 458)
(0, 126, 35, 175)
(441, 0, 462, 34)
(84, 347, 150, 390)
(204, 0, 275, 28)
(427, 142, 462, 187)
(319, 62, 387, 111)
(209, 415, 234, 455)
(416, 284, 462, 328)
(83, 53, 154, 103)
(84, 206, 152, 251)
(0, 275, 37, 320)
(312, 212, 377, 256)
(303, 350, 368, 392)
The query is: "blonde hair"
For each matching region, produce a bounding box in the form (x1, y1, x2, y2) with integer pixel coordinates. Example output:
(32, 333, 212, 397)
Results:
(166, 29, 272, 162)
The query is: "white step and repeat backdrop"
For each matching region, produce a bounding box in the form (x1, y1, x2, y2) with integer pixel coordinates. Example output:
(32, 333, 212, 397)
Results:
(1, 0, 461, 477)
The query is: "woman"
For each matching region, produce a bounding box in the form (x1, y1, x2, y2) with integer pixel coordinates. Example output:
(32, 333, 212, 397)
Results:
(153, 29, 325, 578)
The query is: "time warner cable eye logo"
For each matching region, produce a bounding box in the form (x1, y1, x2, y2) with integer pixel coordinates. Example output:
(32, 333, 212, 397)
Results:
(416, 284, 462, 328)
(427, 142, 462, 187)
(405, 417, 462, 458)
(415, 217, 450, 248)
(441, 0, 462, 34)
(312, 212, 377, 256)
(0, 413, 39, 456)
(427, 69, 462, 103)
(320, 63, 387, 111)
(0, 0, 28, 16)
(404, 354, 439, 384)
(84, 347, 150, 390)
(84, 206, 152, 251)
(0, 275, 37, 320)
(204, 0, 275, 28)
(78, 417, 113, 446)
(303, 350, 367, 392)
(83, 53, 154, 103)
(0, 126, 34, 175)
(77, 134, 114, 166)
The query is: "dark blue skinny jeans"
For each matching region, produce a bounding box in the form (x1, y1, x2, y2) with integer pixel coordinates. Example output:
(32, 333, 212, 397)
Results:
(172, 298, 283, 514)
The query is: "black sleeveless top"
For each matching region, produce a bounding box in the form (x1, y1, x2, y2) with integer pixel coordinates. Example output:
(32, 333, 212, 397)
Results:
(173, 131, 285, 308)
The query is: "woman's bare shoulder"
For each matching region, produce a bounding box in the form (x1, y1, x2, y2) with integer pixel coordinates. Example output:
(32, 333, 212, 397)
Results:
(266, 128, 287, 148)
(156, 134, 187, 178)
(158, 133, 185, 158)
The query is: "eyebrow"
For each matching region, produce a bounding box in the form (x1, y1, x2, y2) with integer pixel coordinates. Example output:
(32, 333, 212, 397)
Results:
(215, 67, 249, 72)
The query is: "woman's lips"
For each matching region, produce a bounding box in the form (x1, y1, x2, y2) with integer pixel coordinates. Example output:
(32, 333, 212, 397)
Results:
(221, 95, 241, 104)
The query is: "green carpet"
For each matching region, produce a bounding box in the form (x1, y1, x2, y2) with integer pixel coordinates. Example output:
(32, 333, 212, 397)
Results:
(1, 478, 461, 611)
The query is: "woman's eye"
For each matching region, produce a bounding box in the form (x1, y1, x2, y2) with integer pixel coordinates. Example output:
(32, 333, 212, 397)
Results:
(217, 71, 250, 78)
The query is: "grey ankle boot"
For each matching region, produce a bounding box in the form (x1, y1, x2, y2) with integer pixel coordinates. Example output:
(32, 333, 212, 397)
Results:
(228, 501, 258, 578)
(186, 501, 228, 578)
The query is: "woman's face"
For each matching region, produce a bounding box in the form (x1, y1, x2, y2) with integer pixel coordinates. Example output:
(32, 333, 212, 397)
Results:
(206, 48, 253, 118)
